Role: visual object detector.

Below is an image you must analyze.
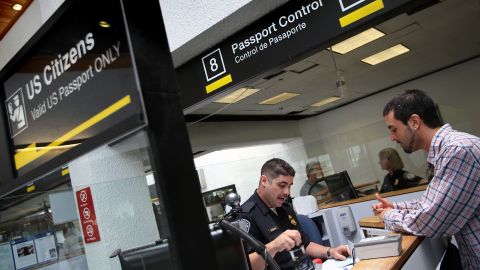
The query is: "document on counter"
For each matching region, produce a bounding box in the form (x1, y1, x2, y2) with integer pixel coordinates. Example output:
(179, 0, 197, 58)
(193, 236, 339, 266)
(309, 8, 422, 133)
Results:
(322, 257, 355, 270)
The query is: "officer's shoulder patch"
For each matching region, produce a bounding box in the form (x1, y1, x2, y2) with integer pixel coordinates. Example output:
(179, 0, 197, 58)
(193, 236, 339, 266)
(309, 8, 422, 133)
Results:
(241, 201, 255, 213)
(236, 218, 251, 233)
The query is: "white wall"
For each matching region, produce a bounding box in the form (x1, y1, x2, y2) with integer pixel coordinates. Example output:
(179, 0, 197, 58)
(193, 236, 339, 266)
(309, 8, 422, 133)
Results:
(195, 138, 309, 203)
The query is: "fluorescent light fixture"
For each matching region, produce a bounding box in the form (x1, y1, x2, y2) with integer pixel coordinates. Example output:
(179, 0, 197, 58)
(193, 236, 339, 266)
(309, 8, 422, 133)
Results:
(98, 21, 111, 28)
(146, 173, 155, 186)
(213, 88, 260, 104)
(362, 44, 410, 65)
(310, 96, 341, 107)
(12, 4, 22, 11)
(331, 28, 385, 54)
(259, 92, 300, 105)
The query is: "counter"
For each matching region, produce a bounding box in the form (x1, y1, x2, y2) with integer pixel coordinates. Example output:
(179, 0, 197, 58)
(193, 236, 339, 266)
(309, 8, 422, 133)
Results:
(352, 216, 424, 270)
(318, 185, 427, 209)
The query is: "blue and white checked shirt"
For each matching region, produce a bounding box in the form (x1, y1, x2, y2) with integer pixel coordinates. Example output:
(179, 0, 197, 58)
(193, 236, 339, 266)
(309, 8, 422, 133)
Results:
(383, 124, 480, 270)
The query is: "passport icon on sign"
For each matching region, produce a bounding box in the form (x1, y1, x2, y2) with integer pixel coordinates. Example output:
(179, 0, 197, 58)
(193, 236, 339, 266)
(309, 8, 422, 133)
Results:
(6, 88, 28, 138)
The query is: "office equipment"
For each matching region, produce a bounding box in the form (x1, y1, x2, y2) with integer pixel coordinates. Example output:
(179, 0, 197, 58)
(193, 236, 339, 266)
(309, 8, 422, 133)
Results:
(293, 195, 318, 215)
(336, 206, 356, 236)
(202, 184, 237, 222)
(323, 171, 358, 202)
(354, 234, 402, 260)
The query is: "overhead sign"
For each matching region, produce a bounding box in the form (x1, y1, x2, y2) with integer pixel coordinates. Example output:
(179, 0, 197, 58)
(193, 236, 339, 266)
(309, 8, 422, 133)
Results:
(176, 0, 429, 112)
(0, 0, 145, 177)
(76, 187, 101, 244)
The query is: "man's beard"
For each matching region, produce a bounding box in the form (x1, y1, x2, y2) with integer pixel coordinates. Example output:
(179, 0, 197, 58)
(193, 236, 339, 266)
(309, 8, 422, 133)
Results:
(402, 127, 416, 154)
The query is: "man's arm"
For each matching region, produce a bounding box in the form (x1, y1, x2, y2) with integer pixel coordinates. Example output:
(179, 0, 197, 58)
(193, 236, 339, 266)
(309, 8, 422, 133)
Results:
(383, 146, 480, 237)
(248, 230, 301, 270)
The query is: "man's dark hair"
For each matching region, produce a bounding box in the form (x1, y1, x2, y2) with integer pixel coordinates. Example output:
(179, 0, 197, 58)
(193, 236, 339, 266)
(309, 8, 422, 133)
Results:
(383, 89, 444, 128)
(261, 158, 296, 180)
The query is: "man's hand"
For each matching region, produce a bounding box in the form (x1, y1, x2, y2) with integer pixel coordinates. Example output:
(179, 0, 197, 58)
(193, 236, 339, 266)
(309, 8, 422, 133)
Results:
(372, 193, 393, 216)
(265, 230, 302, 257)
(330, 245, 351, 260)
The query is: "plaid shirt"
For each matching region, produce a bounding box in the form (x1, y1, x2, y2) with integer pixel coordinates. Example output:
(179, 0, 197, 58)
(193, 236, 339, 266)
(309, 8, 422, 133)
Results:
(384, 124, 480, 270)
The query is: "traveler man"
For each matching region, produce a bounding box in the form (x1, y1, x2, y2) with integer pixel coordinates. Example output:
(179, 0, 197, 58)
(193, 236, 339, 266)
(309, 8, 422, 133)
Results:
(373, 89, 480, 269)
(239, 158, 350, 270)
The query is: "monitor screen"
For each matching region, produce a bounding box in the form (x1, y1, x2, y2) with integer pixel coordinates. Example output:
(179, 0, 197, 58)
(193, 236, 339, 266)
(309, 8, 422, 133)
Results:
(323, 171, 358, 202)
(202, 184, 236, 222)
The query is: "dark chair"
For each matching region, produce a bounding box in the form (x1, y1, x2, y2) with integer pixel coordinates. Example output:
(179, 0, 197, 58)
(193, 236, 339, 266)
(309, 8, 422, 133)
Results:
(297, 214, 323, 244)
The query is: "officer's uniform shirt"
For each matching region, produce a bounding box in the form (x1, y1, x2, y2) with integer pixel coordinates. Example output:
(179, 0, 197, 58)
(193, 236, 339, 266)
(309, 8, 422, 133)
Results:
(379, 169, 423, 193)
(238, 191, 310, 270)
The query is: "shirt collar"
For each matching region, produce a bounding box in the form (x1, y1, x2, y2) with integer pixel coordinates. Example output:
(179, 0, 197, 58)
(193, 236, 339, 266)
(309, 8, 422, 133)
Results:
(253, 190, 271, 216)
(427, 124, 452, 164)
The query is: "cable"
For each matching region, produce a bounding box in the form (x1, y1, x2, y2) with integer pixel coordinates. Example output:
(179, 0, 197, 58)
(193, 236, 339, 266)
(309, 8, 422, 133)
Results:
(329, 47, 341, 78)
(219, 219, 281, 270)
(186, 87, 251, 126)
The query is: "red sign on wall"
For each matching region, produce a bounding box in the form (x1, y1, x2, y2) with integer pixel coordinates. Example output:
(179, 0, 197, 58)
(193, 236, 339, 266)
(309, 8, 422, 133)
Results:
(76, 187, 101, 243)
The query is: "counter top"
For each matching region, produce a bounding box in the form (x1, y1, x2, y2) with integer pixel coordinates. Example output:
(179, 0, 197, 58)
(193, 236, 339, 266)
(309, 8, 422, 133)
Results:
(358, 215, 384, 228)
(352, 234, 424, 270)
(353, 216, 424, 270)
(318, 185, 427, 209)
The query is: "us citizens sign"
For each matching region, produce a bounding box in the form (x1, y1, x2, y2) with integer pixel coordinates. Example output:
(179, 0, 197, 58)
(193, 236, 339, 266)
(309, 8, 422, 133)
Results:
(0, 0, 145, 178)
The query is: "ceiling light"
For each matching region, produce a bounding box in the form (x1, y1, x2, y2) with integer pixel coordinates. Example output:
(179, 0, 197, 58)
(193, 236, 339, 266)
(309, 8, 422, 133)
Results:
(213, 88, 260, 104)
(98, 21, 111, 28)
(362, 44, 410, 65)
(310, 96, 341, 107)
(259, 92, 300, 105)
(331, 28, 385, 54)
(12, 4, 23, 11)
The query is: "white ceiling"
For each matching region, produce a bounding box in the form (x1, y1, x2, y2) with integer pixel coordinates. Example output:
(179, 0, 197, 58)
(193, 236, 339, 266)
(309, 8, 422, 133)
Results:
(188, 0, 480, 118)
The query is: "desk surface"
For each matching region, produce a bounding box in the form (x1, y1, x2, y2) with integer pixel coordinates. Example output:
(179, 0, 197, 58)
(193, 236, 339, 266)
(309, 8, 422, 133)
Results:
(352, 235, 424, 270)
(353, 216, 424, 270)
(358, 215, 384, 228)
(318, 185, 427, 209)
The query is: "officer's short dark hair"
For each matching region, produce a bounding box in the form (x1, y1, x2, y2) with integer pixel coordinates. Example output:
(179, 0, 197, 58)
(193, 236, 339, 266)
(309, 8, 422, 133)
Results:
(261, 158, 295, 181)
(383, 89, 443, 128)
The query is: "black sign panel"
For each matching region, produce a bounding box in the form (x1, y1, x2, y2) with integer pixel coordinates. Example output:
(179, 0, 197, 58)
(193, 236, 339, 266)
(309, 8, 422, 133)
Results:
(177, 0, 429, 112)
(0, 0, 145, 177)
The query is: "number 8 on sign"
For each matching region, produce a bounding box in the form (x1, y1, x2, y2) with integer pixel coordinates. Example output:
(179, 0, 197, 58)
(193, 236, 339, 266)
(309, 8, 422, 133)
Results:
(202, 48, 226, 82)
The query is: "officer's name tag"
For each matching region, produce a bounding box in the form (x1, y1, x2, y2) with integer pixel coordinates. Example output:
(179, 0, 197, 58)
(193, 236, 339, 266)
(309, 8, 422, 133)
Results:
(268, 226, 279, 233)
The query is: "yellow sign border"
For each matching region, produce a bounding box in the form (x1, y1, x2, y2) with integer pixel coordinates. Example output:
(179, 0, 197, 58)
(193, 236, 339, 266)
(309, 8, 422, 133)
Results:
(339, 0, 384, 28)
(14, 95, 132, 170)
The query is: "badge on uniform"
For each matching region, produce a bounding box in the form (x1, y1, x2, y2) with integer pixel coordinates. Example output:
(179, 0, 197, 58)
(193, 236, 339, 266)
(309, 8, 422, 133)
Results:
(394, 178, 399, 186)
(236, 219, 250, 233)
(288, 215, 297, 226)
(268, 226, 279, 233)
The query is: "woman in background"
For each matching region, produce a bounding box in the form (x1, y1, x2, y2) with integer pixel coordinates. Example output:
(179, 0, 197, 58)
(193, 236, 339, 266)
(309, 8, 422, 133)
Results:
(378, 148, 425, 193)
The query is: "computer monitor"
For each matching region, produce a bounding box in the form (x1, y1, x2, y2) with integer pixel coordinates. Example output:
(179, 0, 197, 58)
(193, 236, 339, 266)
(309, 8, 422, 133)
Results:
(323, 171, 358, 202)
(202, 185, 237, 222)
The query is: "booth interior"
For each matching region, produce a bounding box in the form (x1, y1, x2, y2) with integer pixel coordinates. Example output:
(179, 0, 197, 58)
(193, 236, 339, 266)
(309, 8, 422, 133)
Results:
(0, 0, 479, 270)
(185, 0, 479, 269)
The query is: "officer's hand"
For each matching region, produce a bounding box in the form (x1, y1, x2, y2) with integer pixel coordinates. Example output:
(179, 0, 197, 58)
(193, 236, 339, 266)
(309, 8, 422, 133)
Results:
(331, 245, 351, 260)
(266, 230, 301, 256)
